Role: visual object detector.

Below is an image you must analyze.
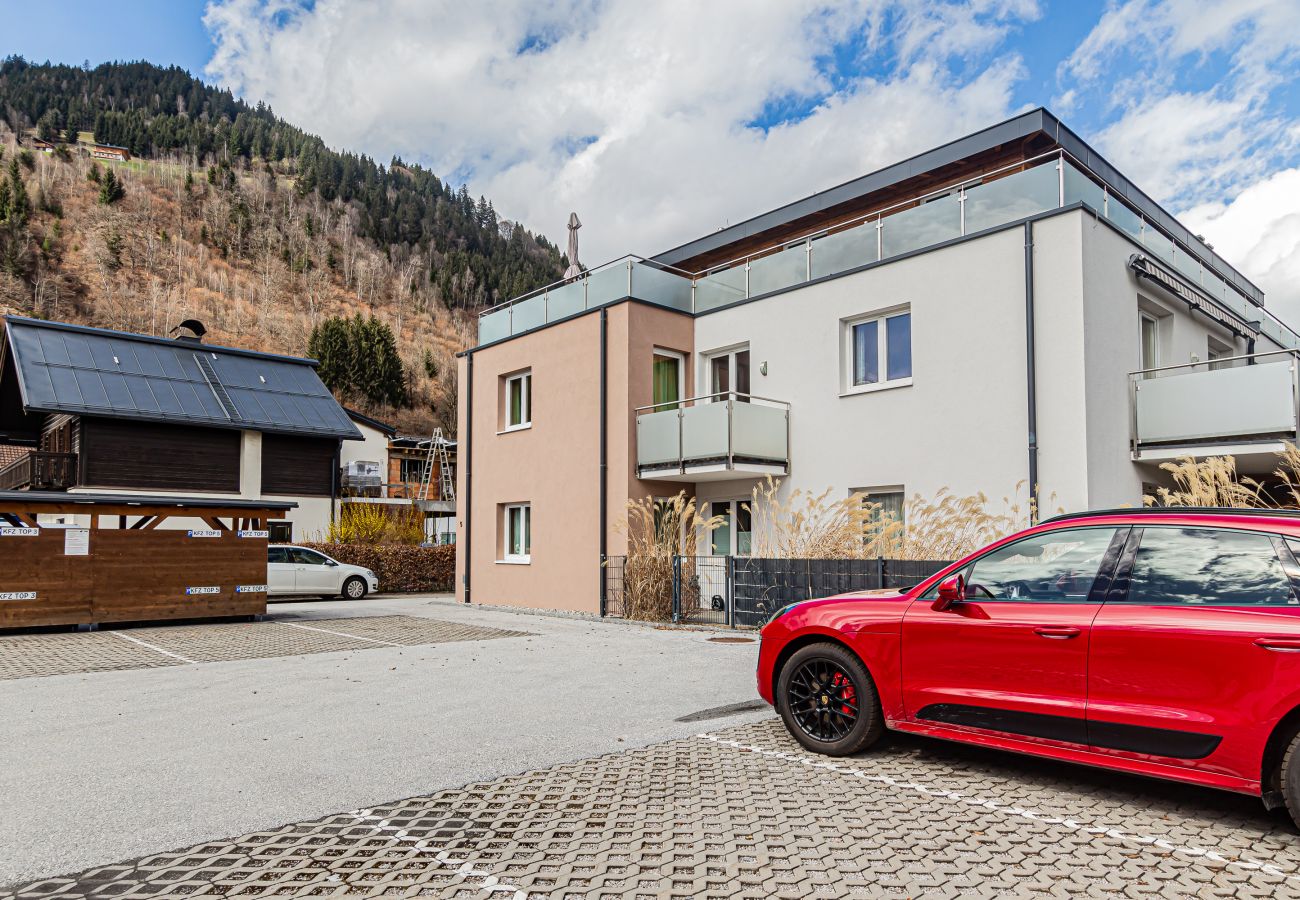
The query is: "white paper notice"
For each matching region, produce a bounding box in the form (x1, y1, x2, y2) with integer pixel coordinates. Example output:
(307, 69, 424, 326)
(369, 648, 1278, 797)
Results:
(64, 528, 90, 556)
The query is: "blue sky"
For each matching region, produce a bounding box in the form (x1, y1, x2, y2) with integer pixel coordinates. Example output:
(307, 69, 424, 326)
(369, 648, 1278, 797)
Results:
(3, 1, 1299, 316)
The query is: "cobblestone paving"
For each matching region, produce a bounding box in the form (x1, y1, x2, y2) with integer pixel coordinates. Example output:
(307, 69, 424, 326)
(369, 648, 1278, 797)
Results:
(8, 718, 1300, 898)
(0, 617, 531, 680)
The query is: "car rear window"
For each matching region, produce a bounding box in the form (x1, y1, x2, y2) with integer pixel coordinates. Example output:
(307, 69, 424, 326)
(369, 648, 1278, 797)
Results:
(1125, 527, 1297, 606)
(267, 547, 289, 564)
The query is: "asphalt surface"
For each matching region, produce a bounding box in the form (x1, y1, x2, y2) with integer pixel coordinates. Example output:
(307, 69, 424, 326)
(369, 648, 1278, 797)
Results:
(0, 595, 771, 888)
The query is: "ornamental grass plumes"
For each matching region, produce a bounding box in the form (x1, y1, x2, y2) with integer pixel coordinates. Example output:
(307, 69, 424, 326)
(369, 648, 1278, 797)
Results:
(744, 476, 1047, 562)
(1142, 455, 1266, 508)
(616, 491, 721, 621)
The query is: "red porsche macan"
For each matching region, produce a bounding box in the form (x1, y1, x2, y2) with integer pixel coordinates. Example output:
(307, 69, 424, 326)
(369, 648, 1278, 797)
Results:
(758, 508, 1300, 826)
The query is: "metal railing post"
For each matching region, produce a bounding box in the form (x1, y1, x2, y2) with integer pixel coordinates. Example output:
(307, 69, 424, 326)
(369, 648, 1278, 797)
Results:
(726, 555, 735, 628)
(727, 393, 735, 470)
(599, 553, 607, 617)
(876, 556, 885, 590)
(626, 259, 633, 298)
(805, 238, 812, 282)
(1056, 153, 1064, 207)
(672, 556, 682, 624)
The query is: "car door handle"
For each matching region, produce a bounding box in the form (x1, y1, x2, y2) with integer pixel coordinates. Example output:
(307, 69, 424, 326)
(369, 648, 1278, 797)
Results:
(1034, 626, 1081, 639)
(1254, 638, 1300, 653)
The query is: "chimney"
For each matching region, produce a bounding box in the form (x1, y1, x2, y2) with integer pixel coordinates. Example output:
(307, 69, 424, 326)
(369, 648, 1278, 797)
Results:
(170, 319, 208, 344)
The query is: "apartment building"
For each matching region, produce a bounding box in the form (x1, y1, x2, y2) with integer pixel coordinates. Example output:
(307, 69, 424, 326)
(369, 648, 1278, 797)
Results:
(456, 108, 1300, 614)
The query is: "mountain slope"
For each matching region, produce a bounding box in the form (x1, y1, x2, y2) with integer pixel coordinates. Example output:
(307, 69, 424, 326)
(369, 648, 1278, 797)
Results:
(0, 57, 566, 434)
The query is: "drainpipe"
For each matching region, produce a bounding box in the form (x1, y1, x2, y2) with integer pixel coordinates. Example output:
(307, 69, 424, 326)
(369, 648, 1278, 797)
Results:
(463, 350, 474, 604)
(599, 308, 609, 616)
(1024, 221, 1040, 522)
(331, 442, 340, 529)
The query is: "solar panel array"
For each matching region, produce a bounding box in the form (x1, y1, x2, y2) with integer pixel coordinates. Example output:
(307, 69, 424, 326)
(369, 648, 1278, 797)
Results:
(4, 317, 362, 440)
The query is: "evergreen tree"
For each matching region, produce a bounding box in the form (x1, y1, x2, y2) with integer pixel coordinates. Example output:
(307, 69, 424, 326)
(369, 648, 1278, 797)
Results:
(98, 166, 125, 205)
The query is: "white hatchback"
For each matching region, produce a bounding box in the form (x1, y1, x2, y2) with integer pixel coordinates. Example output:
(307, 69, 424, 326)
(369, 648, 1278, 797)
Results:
(268, 545, 380, 600)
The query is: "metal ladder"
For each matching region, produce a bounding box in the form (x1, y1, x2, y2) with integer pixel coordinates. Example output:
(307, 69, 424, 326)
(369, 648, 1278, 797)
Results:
(418, 427, 455, 502)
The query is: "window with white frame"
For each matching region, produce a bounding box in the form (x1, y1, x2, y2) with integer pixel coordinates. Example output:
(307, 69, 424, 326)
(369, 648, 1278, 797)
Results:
(844, 309, 911, 392)
(503, 503, 531, 561)
(503, 370, 532, 429)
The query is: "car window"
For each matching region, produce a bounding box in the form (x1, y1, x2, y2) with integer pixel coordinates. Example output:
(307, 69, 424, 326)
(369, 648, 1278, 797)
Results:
(1125, 527, 1297, 606)
(267, 547, 290, 564)
(964, 528, 1117, 602)
(291, 548, 329, 566)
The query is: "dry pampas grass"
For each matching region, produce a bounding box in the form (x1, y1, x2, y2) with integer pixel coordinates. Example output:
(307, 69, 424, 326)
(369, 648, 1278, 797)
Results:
(744, 476, 1051, 562)
(614, 491, 722, 621)
(1143, 444, 1300, 509)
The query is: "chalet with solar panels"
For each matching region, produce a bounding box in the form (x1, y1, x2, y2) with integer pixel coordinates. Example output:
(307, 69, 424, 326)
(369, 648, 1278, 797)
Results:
(0, 316, 362, 540)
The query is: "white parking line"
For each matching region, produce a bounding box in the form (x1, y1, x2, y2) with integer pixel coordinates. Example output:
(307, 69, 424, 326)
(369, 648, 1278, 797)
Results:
(107, 630, 197, 665)
(700, 732, 1300, 886)
(343, 813, 525, 899)
(276, 620, 402, 647)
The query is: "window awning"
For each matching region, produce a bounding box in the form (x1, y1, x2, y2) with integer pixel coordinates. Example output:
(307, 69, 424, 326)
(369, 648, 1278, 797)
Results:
(1128, 254, 1259, 339)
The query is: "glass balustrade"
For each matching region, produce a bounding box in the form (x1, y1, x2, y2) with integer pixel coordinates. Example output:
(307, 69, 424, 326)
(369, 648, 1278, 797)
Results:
(547, 280, 586, 320)
(810, 222, 878, 279)
(479, 156, 1281, 350)
(747, 242, 809, 297)
(694, 266, 747, 312)
(964, 163, 1059, 233)
(880, 193, 961, 259)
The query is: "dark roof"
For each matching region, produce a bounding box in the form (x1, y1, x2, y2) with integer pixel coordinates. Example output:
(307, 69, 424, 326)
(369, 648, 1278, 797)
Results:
(652, 108, 1263, 307)
(0, 490, 296, 510)
(2, 316, 362, 440)
(345, 407, 397, 437)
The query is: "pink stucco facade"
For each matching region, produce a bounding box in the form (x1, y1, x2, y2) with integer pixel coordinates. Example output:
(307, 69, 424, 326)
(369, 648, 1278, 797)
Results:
(455, 300, 693, 613)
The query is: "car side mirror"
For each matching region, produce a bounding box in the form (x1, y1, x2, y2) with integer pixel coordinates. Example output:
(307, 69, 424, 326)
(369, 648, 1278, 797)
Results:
(326, 560, 339, 567)
(932, 574, 965, 612)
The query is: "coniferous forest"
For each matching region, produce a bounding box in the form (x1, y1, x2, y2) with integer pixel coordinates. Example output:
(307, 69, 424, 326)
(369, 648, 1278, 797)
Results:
(0, 56, 569, 433)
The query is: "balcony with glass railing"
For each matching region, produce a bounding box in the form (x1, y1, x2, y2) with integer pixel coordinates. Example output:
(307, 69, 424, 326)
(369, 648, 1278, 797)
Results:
(478, 152, 1296, 350)
(1130, 350, 1300, 470)
(635, 392, 790, 481)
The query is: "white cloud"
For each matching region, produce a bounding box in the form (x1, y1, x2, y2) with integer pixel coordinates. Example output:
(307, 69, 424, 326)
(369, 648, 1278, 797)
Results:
(203, 0, 1032, 266)
(1182, 167, 1300, 324)
(1057, 0, 1300, 323)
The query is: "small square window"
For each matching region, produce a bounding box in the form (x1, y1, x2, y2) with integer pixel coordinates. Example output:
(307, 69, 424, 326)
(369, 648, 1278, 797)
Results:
(504, 371, 532, 430)
(845, 309, 911, 392)
(503, 503, 531, 562)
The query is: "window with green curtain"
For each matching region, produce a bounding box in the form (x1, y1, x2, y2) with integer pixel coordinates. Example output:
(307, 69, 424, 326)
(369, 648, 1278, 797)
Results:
(652, 353, 680, 411)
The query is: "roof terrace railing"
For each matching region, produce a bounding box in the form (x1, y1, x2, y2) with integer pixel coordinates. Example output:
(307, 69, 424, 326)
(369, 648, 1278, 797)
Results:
(478, 152, 1300, 350)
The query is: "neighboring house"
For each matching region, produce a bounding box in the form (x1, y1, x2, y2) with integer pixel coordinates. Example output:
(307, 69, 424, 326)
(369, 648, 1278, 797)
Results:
(456, 107, 1300, 614)
(30, 138, 56, 154)
(340, 408, 396, 499)
(0, 316, 363, 541)
(334, 418, 457, 542)
(89, 143, 130, 162)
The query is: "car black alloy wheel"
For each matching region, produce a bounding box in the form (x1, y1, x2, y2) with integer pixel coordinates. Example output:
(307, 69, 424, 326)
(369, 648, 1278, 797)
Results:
(787, 657, 859, 742)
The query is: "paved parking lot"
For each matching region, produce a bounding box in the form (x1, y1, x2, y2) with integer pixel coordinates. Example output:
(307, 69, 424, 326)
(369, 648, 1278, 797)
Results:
(8, 716, 1300, 898)
(5, 597, 1300, 898)
(0, 615, 530, 679)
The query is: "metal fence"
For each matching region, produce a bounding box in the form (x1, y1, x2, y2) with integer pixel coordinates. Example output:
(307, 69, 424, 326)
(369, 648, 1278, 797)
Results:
(731, 557, 952, 627)
(602, 555, 953, 628)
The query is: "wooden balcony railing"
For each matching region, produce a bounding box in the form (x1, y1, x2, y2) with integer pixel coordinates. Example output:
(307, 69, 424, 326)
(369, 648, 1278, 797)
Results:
(0, 451, 78, 492)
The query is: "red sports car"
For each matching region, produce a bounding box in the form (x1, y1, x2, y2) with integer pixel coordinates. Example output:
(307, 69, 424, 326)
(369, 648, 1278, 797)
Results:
(758, 508, 1300, 826)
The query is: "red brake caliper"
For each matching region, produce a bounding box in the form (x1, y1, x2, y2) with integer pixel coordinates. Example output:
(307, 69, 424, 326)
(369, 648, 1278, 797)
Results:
(833, 673, 856, 716)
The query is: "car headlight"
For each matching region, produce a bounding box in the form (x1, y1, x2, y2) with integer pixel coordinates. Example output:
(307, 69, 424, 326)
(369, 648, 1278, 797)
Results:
(765, 601, 806, 625)
(364, 570, 376, 579)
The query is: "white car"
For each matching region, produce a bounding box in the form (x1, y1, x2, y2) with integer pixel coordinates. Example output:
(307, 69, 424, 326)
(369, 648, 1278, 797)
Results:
(267, 545, 380, 600)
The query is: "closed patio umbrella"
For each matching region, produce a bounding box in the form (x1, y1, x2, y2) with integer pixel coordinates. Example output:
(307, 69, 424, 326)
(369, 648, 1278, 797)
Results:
(563, 212, 582, 279)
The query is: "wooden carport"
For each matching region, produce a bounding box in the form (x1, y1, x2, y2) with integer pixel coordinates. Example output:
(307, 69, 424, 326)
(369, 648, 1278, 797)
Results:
(0, 491, 294, 629)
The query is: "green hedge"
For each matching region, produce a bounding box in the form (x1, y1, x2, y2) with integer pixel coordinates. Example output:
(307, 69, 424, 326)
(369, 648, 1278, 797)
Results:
(301, 542, 455, 593)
